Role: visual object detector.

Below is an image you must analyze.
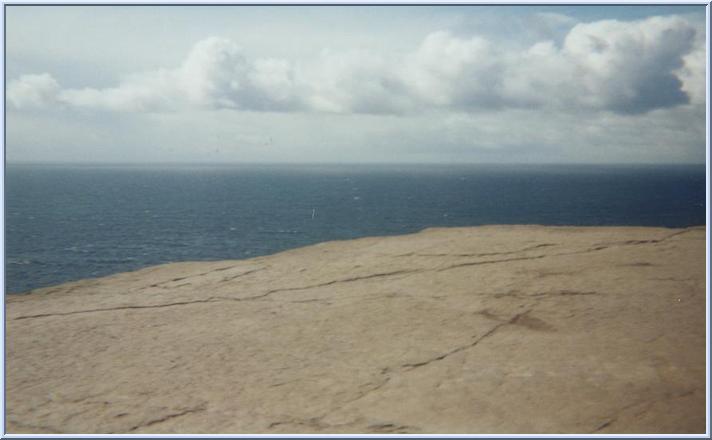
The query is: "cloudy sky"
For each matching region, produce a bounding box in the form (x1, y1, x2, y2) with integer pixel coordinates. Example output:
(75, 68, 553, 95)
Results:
(6, 5, 707, 164)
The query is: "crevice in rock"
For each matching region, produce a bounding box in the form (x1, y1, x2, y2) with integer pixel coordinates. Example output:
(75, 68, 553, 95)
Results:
(273, 268, 422, 291)
(267, 416, 326, 430)
(493, 290, 601, 299)
(232, 268, 423, 302)
(12, 298, 221, 320)
(434, 230, 697, 273)
(144, 266, 264, 289)
(315, 309, 537, 422)
(435, 255, 549, 272)
(287, 298, 333, 305)
(591, 418, 615, 433)
(219, 267, 267, 282)
(400, 310, 531, 371)
(586, 229, 698, 253)
(127, 405, 206, 432)
(13, 270, 417, 319)
(588, 388, 699, 434)
(367, 422, 422, 433)
(651, 277, 695, 283)
(531, 290, 600, 298)
(12, 228, 696, 320)
(397, 243, 557, 258)
(13, 268, 420, 319)
(344, 376, 392, 404)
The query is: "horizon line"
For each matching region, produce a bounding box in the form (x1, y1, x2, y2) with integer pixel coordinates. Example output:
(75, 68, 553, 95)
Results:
(4, 161, 707, 166)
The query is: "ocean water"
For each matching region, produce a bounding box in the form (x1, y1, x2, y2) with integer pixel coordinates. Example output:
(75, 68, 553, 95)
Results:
(5, 163, 706, 294)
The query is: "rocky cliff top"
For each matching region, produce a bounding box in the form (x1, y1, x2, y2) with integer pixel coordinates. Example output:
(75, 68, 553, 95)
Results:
(6, 225, 707, 434)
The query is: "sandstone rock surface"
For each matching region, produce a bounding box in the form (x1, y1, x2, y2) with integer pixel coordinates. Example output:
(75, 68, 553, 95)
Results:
(6, 226, 707, 434)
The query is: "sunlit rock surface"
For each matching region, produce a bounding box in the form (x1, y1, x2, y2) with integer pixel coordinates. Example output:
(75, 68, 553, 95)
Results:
(6, 226, 706, 434)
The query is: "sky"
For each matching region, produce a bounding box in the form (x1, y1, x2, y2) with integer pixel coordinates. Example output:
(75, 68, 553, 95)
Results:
(5, 5, 708, 164)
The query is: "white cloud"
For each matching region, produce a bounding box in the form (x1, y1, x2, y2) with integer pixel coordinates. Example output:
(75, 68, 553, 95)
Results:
(7, 15, 703, 116)
(246, 58, 300, 109)
(7, 73, 60, 109)
(560, 15, 696, 113)
(58, 69, 180, 112)
(302, 48, 409, 114)
(177, 37, 247, 108)
(498, 40, 577, 109)
(414, 15, 699, 114)
(400, 31, 500, 109)
(676, 24, 706, 105)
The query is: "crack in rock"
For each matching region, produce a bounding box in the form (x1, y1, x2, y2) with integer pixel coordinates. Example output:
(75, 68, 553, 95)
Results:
(434, 229, 698, 274)
(12, 298, 221, 320)
(144, 266, 264, 289)
(296, 376, 395, 427)
(228, 268, 423, 303)
(287, 298, 333, 305)
(367, 422, 422, 433)
(397, 243, 556, 258)
(493, 290, 600, 299)
(12, 269, 420, 320)
(588, 389, 698, 434)
(532, 290, 600, 298)
(127, 405, 206, 432)
(267, 268, 422, 292)
(586, 229, 699, 253)
(12, 228, 696, 320)
(313, 309, 539, 424)
(220, 267, 267, 282)
(591, 418, 615, 433)
(651, 277, 695, 283)
(436, 255, 549, 272)
(267, 416, 327, 430)
(401, 310, 532, 371)
(344, 376, 392, 404)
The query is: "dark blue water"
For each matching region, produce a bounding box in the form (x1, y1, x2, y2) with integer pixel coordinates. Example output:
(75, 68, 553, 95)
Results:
(5, 163, 706, 294)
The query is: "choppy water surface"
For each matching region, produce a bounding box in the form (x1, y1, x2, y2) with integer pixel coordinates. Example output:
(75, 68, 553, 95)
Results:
(6, 163, 706, 293)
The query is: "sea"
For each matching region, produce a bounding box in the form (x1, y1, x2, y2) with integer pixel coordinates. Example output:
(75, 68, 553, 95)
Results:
(5, 163, 707, 294)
